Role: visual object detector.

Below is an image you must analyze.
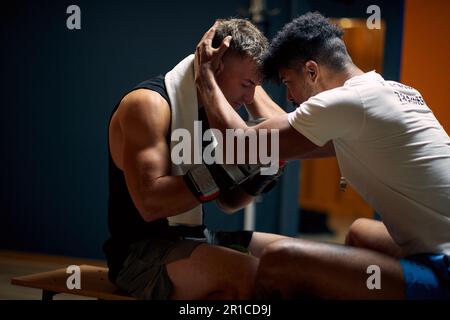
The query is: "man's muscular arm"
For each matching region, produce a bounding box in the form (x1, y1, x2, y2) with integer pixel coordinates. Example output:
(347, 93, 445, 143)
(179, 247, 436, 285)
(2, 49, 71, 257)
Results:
(245, 86, 286, 119)
(216, 87, 286, 214)
(118, 90, 199, 222)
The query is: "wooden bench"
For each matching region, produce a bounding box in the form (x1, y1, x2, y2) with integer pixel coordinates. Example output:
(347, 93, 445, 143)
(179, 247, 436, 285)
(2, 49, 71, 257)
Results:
(11, 264, 136, 300)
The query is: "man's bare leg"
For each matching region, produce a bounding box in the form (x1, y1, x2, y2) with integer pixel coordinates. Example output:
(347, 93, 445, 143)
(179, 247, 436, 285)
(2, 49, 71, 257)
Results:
(166, 232, 289, 299)
(345, 218, 404, 258)
(249, 232, 290, 258)
(254, 238, 405, 299)
(166, 244, 258, 299)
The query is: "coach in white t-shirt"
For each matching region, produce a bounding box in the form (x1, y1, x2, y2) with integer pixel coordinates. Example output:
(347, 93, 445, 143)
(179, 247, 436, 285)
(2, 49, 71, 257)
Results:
(195, 13, 450, 299)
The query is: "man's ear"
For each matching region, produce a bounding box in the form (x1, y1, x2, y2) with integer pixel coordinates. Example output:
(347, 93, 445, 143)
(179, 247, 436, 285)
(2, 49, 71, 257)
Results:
(304, 60, 319, 83)
(215, 60, 225, 76)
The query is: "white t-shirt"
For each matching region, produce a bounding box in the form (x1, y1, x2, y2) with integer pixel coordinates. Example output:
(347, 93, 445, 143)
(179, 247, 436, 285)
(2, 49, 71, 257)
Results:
(288, 71, 450, 256)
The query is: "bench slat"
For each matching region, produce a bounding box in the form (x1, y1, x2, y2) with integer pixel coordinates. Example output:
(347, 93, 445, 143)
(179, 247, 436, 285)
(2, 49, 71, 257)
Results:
(11, 264, 136, 300)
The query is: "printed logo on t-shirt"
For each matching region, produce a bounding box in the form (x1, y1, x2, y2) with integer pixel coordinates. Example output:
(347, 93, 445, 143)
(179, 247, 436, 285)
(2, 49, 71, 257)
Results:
(393, 91, 425, 106)
(387, 82, 426, 107)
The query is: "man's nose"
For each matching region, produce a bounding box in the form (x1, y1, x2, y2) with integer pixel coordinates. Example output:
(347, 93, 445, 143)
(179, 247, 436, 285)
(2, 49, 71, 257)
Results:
(244, 87, 256, 105)
(286, 89, 294, 103)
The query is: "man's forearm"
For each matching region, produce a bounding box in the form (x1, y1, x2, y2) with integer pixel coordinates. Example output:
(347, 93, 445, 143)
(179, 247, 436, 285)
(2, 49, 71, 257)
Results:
(246, 86, 286, 120)
(198, 68, 249, 134)
(300, 141, 336, 159)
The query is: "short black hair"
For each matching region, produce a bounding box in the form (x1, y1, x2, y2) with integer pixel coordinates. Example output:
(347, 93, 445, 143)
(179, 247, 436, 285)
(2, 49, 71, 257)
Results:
(263, 12, 352, 82)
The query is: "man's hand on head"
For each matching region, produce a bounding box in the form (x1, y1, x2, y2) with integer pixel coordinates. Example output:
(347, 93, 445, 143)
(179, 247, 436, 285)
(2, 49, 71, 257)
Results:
(194, 21, 232, 91)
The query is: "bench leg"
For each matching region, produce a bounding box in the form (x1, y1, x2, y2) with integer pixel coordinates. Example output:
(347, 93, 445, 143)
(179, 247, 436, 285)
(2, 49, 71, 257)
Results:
(42, 290, 57, 301)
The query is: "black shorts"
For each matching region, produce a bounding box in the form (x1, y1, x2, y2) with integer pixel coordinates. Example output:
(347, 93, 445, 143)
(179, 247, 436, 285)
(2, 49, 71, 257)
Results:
(115, 228, 253, 300)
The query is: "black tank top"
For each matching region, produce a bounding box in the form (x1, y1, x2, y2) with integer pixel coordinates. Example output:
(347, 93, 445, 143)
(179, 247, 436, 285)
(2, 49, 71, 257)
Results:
(103, 76, 176, 281)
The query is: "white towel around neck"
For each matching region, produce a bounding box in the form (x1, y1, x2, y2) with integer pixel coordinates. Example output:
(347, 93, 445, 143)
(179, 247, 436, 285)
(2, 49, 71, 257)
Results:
(164, 54, 204, 226)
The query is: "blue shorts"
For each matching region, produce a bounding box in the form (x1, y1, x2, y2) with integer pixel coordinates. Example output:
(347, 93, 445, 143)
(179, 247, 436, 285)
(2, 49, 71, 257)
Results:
(400, 254, 450, 300)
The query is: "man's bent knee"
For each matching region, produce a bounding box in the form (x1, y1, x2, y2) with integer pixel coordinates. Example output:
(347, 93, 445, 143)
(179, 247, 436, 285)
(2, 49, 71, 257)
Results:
(167, 244, 258, 300)
(253, 239, 299, 299)
(345, 218, 372, 246)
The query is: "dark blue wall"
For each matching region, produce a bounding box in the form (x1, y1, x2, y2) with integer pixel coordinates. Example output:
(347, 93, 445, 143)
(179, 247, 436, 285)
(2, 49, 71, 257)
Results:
(0, 0, 243, 259)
